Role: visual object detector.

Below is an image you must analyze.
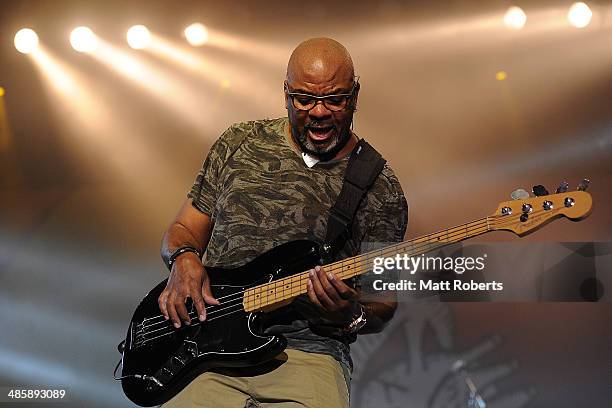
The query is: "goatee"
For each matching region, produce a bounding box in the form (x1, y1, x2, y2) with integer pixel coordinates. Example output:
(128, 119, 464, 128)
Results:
(292, 123, 352, 162)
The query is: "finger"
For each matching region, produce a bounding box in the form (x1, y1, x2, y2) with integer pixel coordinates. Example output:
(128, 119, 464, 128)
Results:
(328, 273, 359, 300)
(316, 266, 343, 304)
(158, 291, 169, 320)
(201, 277, 220, 306)
(306, 278, 323, 308)
(174, 294, 191, 325)
(309, 268, 335, 310)
(166, 292, 181, 328)
(188, 282, 207, 322)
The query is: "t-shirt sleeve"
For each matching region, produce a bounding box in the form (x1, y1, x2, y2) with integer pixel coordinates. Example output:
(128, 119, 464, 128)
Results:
(361, 173, 409, 247)
(187, 124, 245, 218)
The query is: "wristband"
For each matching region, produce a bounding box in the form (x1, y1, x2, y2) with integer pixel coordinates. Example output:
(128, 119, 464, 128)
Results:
(344, 303, 367, 334)
(166, 246, 201, 270)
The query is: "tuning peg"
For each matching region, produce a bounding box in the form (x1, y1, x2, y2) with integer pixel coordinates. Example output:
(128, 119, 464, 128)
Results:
(510, 188, 530, 200)
(577, 178, 590, 191)
(555, 181, 569, 194)
(532, 185, 549, 197)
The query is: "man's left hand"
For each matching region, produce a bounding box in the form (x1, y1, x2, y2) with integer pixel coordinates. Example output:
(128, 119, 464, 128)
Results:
(306, 265, 361, 326)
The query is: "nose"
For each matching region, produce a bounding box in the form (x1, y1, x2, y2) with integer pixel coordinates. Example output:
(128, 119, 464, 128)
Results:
(308, 100, 332, 120)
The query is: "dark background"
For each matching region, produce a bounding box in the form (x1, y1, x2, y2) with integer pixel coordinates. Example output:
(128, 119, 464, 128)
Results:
(0, 0, 611, 406)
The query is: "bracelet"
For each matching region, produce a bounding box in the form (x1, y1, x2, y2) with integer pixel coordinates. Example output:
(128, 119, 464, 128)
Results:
(344, 303, 367, 334)
(166, 246, 201, 270)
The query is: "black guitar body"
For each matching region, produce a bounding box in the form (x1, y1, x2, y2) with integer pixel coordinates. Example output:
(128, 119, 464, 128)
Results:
(119, 240, 323, 407)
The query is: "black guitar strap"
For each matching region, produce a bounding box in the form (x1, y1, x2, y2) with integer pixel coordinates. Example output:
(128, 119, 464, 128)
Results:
(323, 138, 386, 260)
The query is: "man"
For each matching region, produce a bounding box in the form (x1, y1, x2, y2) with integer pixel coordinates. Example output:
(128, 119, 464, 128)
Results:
(158, 37, 408, 407)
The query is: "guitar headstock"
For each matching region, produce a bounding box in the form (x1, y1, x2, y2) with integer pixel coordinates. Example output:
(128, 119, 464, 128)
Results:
(490, 182, 592, 236)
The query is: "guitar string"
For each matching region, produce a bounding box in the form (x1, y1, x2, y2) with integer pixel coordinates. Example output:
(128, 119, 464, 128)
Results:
(239, 205, 564, 309)
(136, 206, 558, 339)
(134, 208, 557, 346)
(135, 306, 247, 346)
(139, 214, 494, 329)
(133, 211, 547, 347)
(140, 212, 508, 328)
(140, 205, 538, 328)
(135, 215, 491, 344)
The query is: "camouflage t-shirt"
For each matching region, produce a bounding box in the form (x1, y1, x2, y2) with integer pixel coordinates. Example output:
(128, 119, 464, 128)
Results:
(187, 117, 408, 371)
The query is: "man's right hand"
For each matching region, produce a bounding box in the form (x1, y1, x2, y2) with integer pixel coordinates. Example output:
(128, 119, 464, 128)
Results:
(158, 252, 219, 328)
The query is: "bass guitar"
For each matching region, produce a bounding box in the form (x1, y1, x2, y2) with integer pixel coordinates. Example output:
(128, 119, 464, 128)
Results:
(116, 184, 592, 406)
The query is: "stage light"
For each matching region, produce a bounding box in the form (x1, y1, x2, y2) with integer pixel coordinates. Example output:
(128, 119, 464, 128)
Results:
(496, 71, 508, 81)
(127, 25, 151, 50)
(568, 2, 592, 28)
(503, 6, 527, 30)
(184, 23, 209, 46)
(70, 26, 97, 53)
(14, 28, 39, 54)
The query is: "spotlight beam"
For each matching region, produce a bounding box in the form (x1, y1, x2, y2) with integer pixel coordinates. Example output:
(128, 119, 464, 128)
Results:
(147, 34, 281, 114)
(89, 39, 214, 132)
(203, 28, 287, 72)
(351, 5, 602, 58)
(29, 46, 177, 191)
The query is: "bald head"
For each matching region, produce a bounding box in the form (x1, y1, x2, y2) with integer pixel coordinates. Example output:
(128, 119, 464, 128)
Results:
(286, 37, 354, 85)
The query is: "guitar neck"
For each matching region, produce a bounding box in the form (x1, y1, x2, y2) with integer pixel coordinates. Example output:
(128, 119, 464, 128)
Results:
(243, 216, 492, 312)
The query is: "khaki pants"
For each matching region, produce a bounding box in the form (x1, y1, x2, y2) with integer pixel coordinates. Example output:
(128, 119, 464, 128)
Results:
(162, 349, 350, 408)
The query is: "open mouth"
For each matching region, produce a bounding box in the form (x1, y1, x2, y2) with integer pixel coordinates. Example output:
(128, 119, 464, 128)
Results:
(307, 126, 335, 143)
